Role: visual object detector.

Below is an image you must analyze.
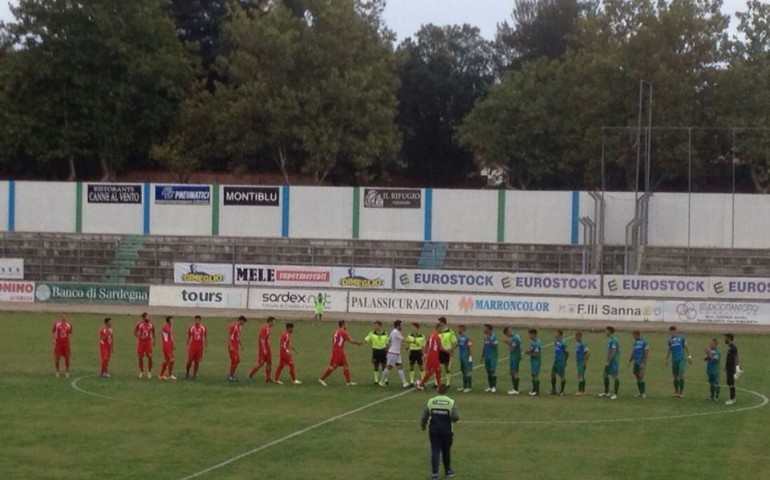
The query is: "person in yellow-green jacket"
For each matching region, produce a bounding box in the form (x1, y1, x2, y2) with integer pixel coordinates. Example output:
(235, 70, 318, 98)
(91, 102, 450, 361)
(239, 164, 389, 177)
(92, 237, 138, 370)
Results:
(364, 321, 389, 384)
(421, 384, 459, 479)
(407, 322, 426, 385)
(438, 317, 458, 387)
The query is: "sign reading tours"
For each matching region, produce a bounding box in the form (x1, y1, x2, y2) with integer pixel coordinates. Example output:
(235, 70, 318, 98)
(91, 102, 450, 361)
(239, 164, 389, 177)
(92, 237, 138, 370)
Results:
(154, 185, 211, 205)
(363, 188, 422, 209)
(87, 184, 142, 204)
(223, 186, 280, 206)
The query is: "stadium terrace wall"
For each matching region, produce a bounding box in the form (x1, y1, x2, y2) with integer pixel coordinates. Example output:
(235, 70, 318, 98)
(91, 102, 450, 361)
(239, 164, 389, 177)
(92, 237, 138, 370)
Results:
(4, 181, 770, 247)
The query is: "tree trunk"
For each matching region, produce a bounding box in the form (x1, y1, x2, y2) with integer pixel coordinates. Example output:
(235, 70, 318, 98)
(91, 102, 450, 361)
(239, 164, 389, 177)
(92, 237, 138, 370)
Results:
(66, 156, 76, 182)
(277, 147, 291, 185)
(99, 156, 114, 182)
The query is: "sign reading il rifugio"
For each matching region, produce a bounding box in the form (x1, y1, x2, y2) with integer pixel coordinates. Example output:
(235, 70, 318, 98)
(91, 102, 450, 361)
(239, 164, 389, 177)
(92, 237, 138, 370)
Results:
(363, 188, 422, 209)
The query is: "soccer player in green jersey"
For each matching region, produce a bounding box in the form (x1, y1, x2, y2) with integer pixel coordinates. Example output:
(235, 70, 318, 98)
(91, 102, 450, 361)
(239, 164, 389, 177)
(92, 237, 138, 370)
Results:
(313, 293, 326, 323)
(705, 338, 721, 401)
(364, 321, 389, 384)
(628, 330, 650, 398)
(502, 327, 522, 395)
(524, 329, 542, 396)
(574, 331, 590, 396)
(665, 325, 692, 397)
(456, 325, 473, 393)
(407, 323, 426, 385)
(550, 329, 568, 396)
(600, 326, 620, 400)
(481, 324, 498, 393)
(438, 317, 458, 387)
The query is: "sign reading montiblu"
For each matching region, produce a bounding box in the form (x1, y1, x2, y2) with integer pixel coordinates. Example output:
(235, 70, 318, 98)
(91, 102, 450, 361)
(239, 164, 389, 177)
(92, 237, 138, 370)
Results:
(223, 186, 280, 206)
(87, 184, 142, 204)
(234, 264, 333, 288)
(395, 269, 600, 296)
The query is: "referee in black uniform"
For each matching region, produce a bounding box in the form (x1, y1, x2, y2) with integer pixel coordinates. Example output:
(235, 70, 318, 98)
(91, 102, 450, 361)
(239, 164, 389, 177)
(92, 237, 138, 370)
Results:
(421, 384, 459, 480)
(725, 333, 741, 405)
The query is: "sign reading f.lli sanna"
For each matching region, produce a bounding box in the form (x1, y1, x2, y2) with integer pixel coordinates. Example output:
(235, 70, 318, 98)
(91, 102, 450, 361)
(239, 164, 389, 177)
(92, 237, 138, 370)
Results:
(35, 283, 149, 304)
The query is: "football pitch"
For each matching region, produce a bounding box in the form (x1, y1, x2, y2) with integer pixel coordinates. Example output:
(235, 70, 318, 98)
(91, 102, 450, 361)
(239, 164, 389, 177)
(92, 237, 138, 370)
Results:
(1, 312, 769, 480)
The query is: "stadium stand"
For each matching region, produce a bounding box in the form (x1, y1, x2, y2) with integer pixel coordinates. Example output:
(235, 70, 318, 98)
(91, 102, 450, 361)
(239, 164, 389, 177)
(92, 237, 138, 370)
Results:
(2, 232, 769, 284)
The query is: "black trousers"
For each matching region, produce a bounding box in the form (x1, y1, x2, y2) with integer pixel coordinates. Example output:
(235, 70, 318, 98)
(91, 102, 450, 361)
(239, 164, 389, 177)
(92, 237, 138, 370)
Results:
(727, 368, 736, 398)
(429, 431, 453, 475)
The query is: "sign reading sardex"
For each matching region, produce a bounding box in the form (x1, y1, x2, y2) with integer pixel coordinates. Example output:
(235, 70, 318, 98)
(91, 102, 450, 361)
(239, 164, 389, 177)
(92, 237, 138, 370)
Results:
(154, 185, 211, 205)
(395, 269, 600, 296)
(173, 263, 233, 285)
(35, 283, 149, 304)
(0, 258, 24, 280)
(234, 264, 333, 288)
(663, 300, 770, 325)
(0, 281, 35, 302)
(603, 275, 709, 298)
(249, 288, 348, 312)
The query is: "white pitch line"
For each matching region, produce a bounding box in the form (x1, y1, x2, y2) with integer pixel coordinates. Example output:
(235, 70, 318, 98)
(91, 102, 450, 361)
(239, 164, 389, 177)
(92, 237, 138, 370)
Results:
(176, 336, 565, 480)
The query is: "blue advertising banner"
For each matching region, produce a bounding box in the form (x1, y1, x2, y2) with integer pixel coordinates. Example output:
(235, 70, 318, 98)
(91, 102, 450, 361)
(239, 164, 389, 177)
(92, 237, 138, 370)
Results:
(154, 185, 211, 205)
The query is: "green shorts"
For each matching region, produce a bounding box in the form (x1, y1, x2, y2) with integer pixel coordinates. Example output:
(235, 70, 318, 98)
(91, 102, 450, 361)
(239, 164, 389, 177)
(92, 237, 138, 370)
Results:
(604, 363, 619, 377)
(551, 359, 566, 376)
(707, 371, 719, 384)
(531, 360, 540, 376)
(633, 362, 646, 376)
(484, 356, 497, 375)
(672, 358, 687, 376)
(576, 361, 587, 377)
(459, 356, 473, 373)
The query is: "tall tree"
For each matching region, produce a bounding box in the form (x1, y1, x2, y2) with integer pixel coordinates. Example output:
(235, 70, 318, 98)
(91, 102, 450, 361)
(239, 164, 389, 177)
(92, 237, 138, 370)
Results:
(496, 0, 587, 71)
(0, 0, 196, 180)
(397, 24, 496, 186)
(212, 0, 400, 184)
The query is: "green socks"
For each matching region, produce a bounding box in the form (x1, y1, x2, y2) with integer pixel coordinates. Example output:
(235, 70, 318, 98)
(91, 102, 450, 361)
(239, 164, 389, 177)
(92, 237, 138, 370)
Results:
(578, 380, 585, 392)
(445, 373, 451, 386)
(560, 380, 566, 394)
(409, 371, 415, 383)
(603, 377, 610, 393)
(614, 379, 620, 395)
(551, 377, 557, 392)
(533, 379, 540, 394)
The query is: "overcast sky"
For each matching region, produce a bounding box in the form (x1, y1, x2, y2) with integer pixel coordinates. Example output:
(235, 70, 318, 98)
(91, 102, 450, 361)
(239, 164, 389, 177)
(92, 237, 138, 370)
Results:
(0, 0, 752, 41)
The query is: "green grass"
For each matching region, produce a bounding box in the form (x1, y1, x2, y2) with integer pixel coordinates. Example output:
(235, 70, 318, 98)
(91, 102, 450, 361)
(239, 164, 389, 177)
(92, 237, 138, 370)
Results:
(1, 312, 768, 480)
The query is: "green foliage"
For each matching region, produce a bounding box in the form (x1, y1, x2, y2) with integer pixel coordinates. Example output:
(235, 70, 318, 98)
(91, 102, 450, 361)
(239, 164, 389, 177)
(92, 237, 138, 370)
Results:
(0, 0, 196, 180)
(397, 24, 496, 186)
(211, 0, 400, 184)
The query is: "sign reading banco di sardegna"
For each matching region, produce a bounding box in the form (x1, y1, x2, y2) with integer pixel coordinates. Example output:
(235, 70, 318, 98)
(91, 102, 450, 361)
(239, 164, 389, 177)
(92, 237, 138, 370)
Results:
(35, 283, 149, 304)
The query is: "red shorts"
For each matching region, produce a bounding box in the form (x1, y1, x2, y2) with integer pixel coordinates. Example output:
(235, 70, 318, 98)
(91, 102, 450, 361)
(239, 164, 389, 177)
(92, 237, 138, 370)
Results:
(187, 347, 203, 362)
(258, 349, 272, 364)
(100, 346, 111, 362)
(279, 355, 294, 367)
(229, 348, 240, 363)
(163, 345, 174, 361)
(137, 340, 153, 357)
(425, 360, 440, 372)
(54, 342, 70, 357)
(330, 351, 348, 368)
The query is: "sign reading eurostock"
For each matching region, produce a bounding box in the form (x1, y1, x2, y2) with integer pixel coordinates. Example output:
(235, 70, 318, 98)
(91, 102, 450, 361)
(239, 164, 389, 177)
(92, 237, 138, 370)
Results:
(603, 275, 709, 299)
(35, 283, 149, 304)
(395, 269, 600, 296)
(709, 276, 770, 300)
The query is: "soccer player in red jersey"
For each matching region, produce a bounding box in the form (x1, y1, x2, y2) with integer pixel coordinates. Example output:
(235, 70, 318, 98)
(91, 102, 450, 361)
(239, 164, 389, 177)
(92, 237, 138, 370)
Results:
(186, 315, 207, 379)
(159, 316, 176, 380)
(227, 316, 247, 382)
(99, 318, 114, 378)
(248, 317, 275, 383)
(52, 313, 73, 378)
(319, 320, 363, 386)
(416, 323, 447, 390)
(134, 312, 156, 379)
(274, 323, 301, 385)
